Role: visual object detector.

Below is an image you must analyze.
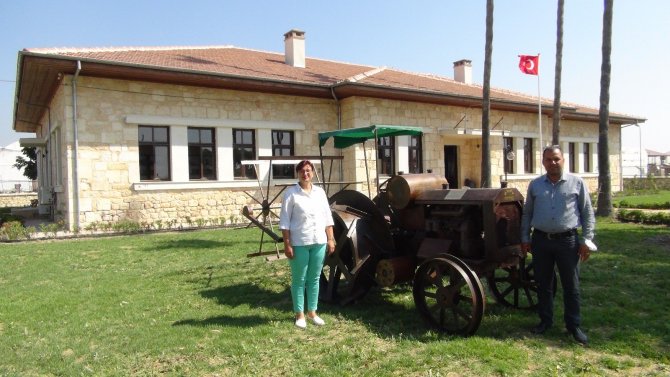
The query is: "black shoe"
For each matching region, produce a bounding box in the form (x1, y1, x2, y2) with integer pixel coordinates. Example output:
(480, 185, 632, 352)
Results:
(531, 322, 551, 334)
(569, 327, 588, 345)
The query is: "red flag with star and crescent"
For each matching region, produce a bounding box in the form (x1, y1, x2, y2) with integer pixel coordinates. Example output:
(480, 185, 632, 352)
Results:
(518, 55, 539, 75)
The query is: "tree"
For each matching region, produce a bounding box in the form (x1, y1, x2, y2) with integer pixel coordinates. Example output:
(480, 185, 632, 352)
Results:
(480, 0, 494, 188)
(13, 147, 37, 181)
(552, 0, 565, 145)
(596, 0, 614, 216)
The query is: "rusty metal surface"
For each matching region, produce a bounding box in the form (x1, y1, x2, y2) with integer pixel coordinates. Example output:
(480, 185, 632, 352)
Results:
(317, 177, 538, 335)
(413, 255, 485, 335)
(415, 187, 524, 205)
(386, 173, 449, 209)
(320, 190, 395, 303)
(375, 256, 415, 287)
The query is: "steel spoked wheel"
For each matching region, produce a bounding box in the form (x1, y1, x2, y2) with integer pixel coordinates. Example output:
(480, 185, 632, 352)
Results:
(487, 255, 538, 309)
(320, 190, 394, 305)
(487, 254, 556, 310)
(319, 211, 376, 305)
(413, 256, 485, 336)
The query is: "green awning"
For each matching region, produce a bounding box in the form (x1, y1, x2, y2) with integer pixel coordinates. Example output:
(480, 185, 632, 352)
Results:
(318, 125, 423, 149)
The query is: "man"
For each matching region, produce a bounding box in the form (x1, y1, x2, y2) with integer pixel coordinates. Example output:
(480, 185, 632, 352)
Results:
(520, 145, 595, 345)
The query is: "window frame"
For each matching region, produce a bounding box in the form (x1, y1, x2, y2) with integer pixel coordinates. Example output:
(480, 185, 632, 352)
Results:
(232, 128, 257, 179)
(503, 136, 514, 174)
(377, 136, 395, 176)
(408, 134, 423, 174)
(271, 130, 295, 179)
(139, 125, 171, 181)
(523, 138, 534, 174)
(187, 127, 216, 180)
(583, 142, 591, 172)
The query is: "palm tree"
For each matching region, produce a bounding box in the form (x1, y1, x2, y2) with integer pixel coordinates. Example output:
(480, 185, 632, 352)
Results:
(596, 0, 614, 216)
(552, 0, 564, 145)
(481, 0, 494, 188)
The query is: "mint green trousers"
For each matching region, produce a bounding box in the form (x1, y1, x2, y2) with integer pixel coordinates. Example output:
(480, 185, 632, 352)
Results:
(289, 244, 326, 313)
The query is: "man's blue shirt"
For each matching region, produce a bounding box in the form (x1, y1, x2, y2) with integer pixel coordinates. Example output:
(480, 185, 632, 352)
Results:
(520, 172, 595, 244)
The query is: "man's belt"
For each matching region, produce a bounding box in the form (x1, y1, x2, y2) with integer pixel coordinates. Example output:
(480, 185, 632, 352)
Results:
(533, 228, 577, 240)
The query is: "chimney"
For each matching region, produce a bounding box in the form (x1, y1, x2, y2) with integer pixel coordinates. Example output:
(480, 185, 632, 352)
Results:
(453, 59, 472, 84)
(284, 29, 305, 68)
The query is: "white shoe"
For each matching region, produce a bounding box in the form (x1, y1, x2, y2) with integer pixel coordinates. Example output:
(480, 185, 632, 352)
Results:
(308, 315, 325, 326)
(295, 318, 307, 329)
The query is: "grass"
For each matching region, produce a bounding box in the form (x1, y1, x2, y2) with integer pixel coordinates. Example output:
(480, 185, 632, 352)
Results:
(614, 190, 670, 207)
(1, 221, 669, 376)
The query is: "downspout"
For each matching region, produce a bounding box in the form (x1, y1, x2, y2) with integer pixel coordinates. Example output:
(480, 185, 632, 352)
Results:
(72, 61, 81, 231)
(618, 124, 623, 191)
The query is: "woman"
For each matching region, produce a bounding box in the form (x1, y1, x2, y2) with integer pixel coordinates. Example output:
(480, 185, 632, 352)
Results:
(279, 160, 335, 329)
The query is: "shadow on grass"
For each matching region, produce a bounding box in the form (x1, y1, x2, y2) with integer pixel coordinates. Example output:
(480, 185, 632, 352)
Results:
(199, 283, 291, 310)
(171, 223, 669, 355)
(171, 283, 290, 328)
(173, 314, 268, 328)
(142, 238, 259, 252)
(147, 239, 231, 251)
(178, 279, 536, 342)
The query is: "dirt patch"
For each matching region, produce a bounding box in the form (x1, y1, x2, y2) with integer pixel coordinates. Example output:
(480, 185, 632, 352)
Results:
(648, 234, 670, 250)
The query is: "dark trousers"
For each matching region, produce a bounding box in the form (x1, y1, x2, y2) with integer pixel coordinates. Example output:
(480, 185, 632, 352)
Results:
(531, 231, 581, 330)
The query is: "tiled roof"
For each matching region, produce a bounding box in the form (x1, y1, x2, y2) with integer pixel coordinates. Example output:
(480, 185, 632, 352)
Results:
(26, 46, 375, 86)
(646, 149, 670, 156)
(15, 45, 645, 132)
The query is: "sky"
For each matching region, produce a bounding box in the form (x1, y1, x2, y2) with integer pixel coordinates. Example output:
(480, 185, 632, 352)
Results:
(0, 0, 668, 152)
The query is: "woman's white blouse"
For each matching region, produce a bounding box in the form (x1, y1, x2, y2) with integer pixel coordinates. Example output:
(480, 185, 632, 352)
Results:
(279, 184, 334, 246)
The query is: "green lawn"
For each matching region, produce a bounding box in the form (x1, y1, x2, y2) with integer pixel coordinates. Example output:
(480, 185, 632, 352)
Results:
(1, 221, 668, 376)
(614, 190, 670, 207)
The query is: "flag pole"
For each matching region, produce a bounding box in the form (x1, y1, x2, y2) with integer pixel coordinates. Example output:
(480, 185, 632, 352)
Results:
(537, 53, 542, 154)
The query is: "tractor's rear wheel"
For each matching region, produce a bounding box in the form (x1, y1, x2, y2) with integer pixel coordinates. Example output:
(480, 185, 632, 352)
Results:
(413, 255, 485, 336)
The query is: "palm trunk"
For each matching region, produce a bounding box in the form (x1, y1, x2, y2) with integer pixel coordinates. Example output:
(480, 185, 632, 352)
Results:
(481, 0, 494, 188)
(552, 0, 564, 145)
(596, 0, 614, 216)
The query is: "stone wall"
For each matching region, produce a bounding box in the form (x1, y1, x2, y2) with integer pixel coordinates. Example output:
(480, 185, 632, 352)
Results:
(0, 193, 37, 208)
(31, 75, 624, 231)
(42, 76, 338, 230)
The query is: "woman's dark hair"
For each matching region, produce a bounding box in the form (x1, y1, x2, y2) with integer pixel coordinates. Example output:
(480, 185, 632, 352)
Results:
(295, 160, 315, 173)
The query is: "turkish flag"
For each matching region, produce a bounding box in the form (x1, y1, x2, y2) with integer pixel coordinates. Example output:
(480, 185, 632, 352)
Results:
(518, 55, 539, 75)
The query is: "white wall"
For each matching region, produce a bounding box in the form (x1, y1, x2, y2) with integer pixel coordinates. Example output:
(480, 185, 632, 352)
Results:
(621, 147, 647, 178)
(0, 141, 33, 192)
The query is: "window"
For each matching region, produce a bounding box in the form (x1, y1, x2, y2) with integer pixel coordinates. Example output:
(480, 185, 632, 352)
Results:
(188, 127, 216, 180)
(272, 130, 295, 179)
(569, 142, 576, 172)
(408, 135, 423, 174)
(233, 129, 256, 179)
(139, 126, 170, 181)
(523, 138, 533, 173)
(503, 137, 514, 174)
(377, 136, 395, 176)
(583, 143, 591, 172)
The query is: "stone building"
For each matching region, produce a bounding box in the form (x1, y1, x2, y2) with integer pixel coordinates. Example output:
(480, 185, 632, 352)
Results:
(12, 30, 644, 231)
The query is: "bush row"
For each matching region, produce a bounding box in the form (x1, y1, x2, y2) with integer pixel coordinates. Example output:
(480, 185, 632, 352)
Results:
(614, 201, 670, 210)
(622, 176, 670, 191)
(1, 217, 244, 242)
(0, 221, 65, 241)
(616, 209, 670, 226)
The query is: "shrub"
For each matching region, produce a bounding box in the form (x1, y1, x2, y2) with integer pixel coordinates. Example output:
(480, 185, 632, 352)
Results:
(1, 221, 32, 240)
(39, 222, 63, 238)
(617, 209, 670, 226)
(112, 219, 143, 234)
(0, 213, 24, 227)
